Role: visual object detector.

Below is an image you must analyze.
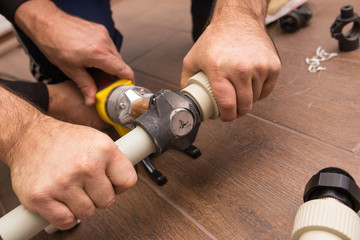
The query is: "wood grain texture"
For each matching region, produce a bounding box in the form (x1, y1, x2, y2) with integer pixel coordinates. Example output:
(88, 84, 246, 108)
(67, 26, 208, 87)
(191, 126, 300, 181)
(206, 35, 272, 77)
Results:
(253, 0, 360, 150)
(112, 0, 191, 64)
(129, 31, 192, 85)
(251, 47, 360, 150)
(144, 116, 360, 239)
(32, 180, 212, 240)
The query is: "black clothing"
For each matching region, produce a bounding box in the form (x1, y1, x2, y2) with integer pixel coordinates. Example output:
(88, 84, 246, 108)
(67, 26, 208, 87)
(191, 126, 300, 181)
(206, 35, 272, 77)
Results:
(0, 0, 28, 23)
(0, 78, 49, 111)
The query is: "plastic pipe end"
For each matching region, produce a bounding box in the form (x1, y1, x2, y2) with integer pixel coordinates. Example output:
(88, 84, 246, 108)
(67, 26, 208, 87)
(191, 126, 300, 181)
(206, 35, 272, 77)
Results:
(291, 198, 360, 240)
(181, 72, 219, 121)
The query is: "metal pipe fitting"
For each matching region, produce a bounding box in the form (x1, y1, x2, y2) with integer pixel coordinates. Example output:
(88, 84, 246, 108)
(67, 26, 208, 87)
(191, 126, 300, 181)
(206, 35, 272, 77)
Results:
(135, 89, 201, 154)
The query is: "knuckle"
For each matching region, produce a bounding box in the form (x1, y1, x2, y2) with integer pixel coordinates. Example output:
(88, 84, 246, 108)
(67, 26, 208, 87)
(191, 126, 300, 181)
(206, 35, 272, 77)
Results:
(113, 173, 138, 195)
(94, 25, 112, 44)
(255, 60, 269, 73)
(87, 43, 104, 55)
(115, 170, 138, 194)
(117, 60, 127, 73)
(219, 99, 236, 113)
(236, 63, 253, 76)
(27, 187, 50, 206)
(96, 24, 107, 32)
(98, 136, 116, 152)
(75, 157, 98, 176)
(272, 58, 282, 73)
(267, 55, 281, 73)
(97, 195, 115, 209)
(238, 107, 252, 117)
(54, 213, 77, 230)
(78, 204, 96, 220)
(237, 100, 253, 117)
(218, 99, 237, 122)
(182, 57, 191, 70)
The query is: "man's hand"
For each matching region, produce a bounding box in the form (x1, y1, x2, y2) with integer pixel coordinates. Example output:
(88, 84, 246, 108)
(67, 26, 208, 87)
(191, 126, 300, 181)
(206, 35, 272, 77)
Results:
(47, 80, 109, 130)
(7, 118, 137, 230)
(14, 0, 134, 105)
(0, 87, 137, 230)
(181, 0, 281, 122)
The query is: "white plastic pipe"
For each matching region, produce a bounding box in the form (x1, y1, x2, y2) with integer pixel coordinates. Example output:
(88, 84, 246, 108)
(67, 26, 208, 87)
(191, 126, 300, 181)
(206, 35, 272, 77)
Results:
(0, 72, 218, 240)
(0, 126, 155, 240)
(115, 126, 156, 165)
(0, 205, 49, 240)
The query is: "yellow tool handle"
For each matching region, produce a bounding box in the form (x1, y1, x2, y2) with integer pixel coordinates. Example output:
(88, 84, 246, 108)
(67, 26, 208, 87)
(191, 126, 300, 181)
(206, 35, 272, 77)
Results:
(95, 79, 133, 136)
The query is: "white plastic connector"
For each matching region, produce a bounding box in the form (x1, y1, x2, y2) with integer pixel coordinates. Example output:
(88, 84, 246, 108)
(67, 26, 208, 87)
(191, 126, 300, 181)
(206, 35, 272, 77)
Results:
(181, 71, 219, 121)
(292, 198, 360, 240)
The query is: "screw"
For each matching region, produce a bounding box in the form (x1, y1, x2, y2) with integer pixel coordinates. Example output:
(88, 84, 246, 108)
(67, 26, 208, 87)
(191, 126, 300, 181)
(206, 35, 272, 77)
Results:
(119, 102, 126, 109)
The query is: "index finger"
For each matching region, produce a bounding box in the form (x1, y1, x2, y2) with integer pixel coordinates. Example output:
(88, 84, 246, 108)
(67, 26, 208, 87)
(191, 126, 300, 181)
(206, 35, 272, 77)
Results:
(91, 53, 135, 82)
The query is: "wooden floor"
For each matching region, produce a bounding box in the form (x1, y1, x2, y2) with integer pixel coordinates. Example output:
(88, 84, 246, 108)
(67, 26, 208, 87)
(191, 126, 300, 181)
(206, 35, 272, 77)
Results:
(1, 0, 360, 239)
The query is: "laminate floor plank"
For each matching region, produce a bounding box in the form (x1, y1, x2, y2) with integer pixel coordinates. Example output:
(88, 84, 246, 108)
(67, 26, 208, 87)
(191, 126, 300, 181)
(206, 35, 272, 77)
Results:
(140, 116, 360, 239)
(253, 0, 360, 150)
(111, 0, 191, 64)
(30, 179, 213, 240)
(251, 47, 360, 150)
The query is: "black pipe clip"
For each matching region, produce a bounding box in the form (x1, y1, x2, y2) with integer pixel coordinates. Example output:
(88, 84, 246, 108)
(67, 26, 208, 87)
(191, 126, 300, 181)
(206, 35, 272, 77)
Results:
(279, 4, 312, 33)
(330, 5, 360, 51)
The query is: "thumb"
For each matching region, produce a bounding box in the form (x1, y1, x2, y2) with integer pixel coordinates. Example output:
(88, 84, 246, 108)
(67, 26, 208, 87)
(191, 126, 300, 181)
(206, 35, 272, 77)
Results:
(106, 149, 137, 194)
(66, 68, 98, 106)
(180, 64, 199, 89)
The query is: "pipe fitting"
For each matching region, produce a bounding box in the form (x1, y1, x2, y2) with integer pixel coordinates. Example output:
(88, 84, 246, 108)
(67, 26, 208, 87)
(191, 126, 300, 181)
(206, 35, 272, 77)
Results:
(330, 5, 360, 51)
(135, 90, 201, 154)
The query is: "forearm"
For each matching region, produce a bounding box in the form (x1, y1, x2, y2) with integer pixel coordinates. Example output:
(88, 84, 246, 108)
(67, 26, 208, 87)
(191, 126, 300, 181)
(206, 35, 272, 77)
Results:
(211, 0, 269, 25)
(14, 0, 63, 47)
(0, 86, 46, 166)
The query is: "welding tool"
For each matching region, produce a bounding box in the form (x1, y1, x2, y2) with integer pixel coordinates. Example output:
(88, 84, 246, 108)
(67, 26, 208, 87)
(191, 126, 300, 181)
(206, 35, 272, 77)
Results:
(291, 167, 360, 240)
(0, 71, 219, 240)
(89, 68, 168, 185)
(93, 70, 203, 185)
(95, 78, 153, 136)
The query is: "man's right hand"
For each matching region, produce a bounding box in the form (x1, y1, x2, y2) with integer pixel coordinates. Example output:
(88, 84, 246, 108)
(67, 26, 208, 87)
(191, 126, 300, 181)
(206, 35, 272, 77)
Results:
(14, 0, 134, 106)
(7, 117, 137, 229)
(0, 87, 137, 230)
